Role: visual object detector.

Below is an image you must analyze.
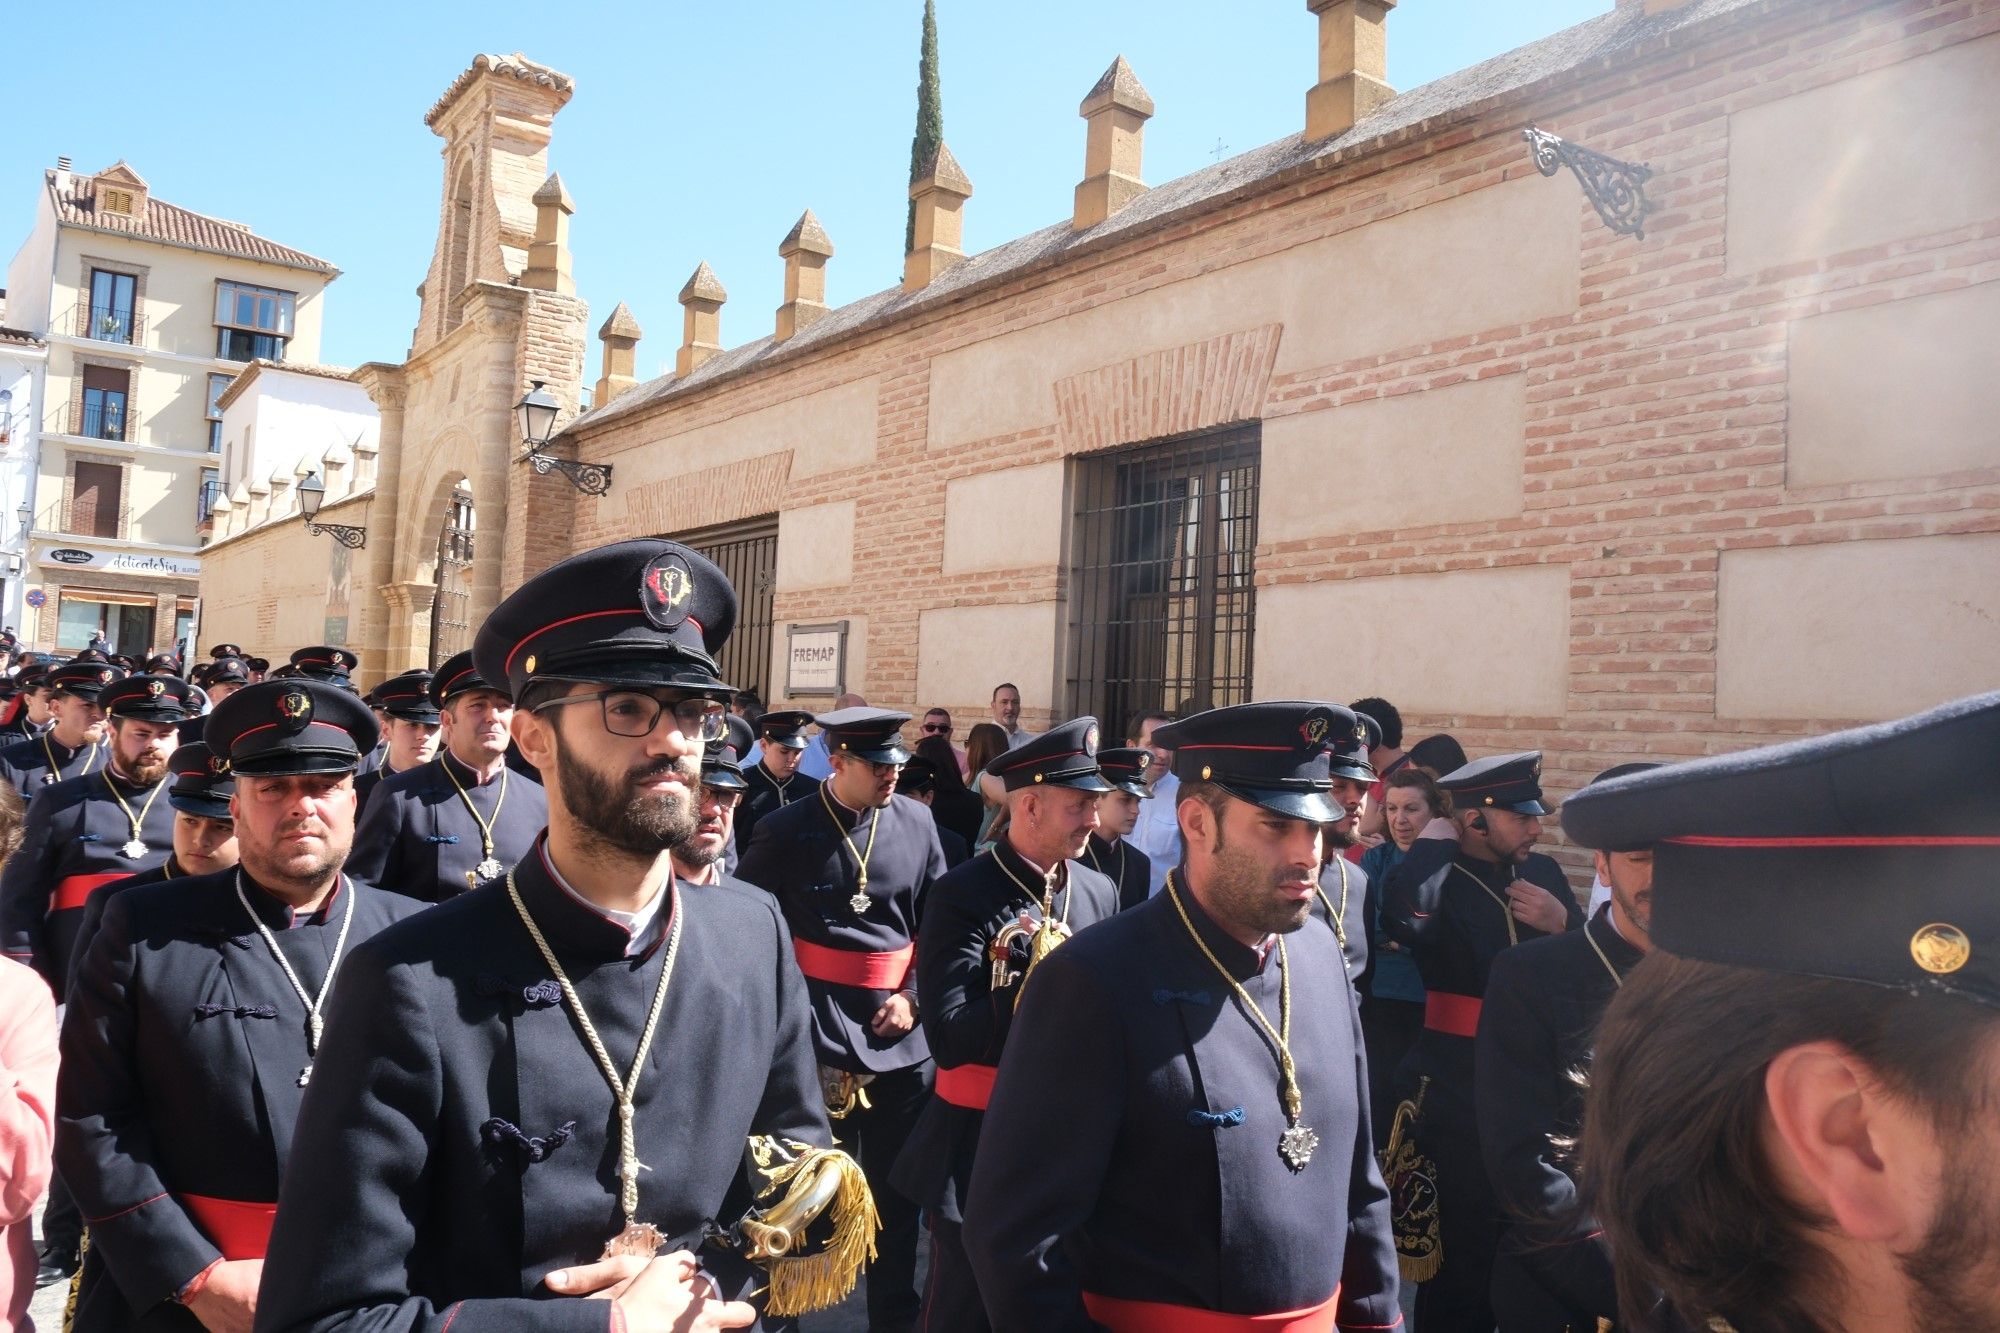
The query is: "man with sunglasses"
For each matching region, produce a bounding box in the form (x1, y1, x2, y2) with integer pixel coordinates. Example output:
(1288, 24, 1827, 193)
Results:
(737, 707, 946, 1333)
(259, 539, 833, 1332)
(919, 708, 967, 776)
(349, 650, 547, 901)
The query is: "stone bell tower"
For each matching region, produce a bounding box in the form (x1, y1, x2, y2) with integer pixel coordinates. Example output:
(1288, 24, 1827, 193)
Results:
(415, 52, 575, 353)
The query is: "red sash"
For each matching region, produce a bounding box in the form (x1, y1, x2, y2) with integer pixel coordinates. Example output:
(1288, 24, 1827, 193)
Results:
(179, 1194, 277, 1261)
(934, 1062, 999, 1110)
(790, 938, 914, 991)
(53, 873, 127, 912)
(1082, 1289, 1339, 1332)
(1424, 991, 1482, 1037)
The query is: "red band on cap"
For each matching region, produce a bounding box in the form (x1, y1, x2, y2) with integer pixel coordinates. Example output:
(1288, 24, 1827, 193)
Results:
(1667, 835, 2000, 849)
(505, 608, 634, 676)
(994, 748, 1084, 771)
(229, 721, 355, 745)
(1172, 743, 1297, 753)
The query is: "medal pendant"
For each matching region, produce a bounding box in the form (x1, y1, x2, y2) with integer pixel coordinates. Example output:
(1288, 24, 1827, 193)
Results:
(297, 1064, 312, 1088)
(475, 857, 504, 881)
(848, 890, 871, 914)
(602, 1220, 666, 1260)
(120, 839, 146, 859)
(1278, 1122, 1320, 1173)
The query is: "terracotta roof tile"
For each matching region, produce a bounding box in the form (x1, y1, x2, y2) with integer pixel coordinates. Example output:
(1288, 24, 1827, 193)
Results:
(47, 169, 338, 276)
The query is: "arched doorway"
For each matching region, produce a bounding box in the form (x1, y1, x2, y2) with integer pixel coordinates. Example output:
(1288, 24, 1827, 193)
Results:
(428, 484, 475, 665)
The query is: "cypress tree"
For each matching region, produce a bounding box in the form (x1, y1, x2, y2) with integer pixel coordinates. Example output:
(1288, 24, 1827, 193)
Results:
(905, 0, 943, 254)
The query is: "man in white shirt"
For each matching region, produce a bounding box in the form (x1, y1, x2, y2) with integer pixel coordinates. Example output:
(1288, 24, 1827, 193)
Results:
(1122, 709, 1180, 895)
(990, 683, 1036, 750)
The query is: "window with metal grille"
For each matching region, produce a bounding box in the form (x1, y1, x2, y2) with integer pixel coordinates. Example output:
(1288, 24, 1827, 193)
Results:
(672, 517, 777, 705)
(1066, 426, 1260, 734)
(429, 489, 476, 665)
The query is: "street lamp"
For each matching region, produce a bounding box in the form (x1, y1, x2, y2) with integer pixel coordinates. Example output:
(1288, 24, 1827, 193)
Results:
(517, 380, 613, 496)
(297, 470, 367, 549)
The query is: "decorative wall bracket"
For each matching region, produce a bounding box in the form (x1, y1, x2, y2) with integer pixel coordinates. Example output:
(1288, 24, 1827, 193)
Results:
(525, 451, 614, 496)
(306, 519, 368, 549)
(1523, 126, 1654, 239)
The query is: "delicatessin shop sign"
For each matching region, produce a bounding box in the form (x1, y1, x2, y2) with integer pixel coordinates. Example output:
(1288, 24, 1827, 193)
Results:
(40, 546, 201, 578)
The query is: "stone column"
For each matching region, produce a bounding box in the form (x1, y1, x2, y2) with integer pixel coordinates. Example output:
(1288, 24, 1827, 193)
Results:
(1073, 57, 1154, 229)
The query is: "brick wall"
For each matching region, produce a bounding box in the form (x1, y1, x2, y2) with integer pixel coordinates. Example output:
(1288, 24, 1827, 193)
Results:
(420, 2, 2000, 880)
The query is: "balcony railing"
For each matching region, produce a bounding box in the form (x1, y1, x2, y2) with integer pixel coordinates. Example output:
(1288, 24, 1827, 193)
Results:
(76, 399, 129, 441)
(197, 478, 224, 525)
(66, 302, 144, 345)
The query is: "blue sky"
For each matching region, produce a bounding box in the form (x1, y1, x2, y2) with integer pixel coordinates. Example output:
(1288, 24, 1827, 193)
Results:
(3, 1, 1607, 379)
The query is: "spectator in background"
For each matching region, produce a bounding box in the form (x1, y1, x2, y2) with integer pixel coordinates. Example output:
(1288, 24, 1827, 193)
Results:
(916, 735, 983, 852)
(919, 707, 969, 776)
(989, 683, 1035, 750)
(1358, 767, 1444, 1142)
(963, 723, 1011, 849)
(1124, 709, 1179, 895)
(1406, 732, 1468, 778)
(731, 690, 764, 727)
(797, 691, 866, 780)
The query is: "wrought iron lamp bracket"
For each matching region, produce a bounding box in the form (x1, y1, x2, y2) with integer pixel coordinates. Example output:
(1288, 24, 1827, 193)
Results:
(1524, 126, 1654, 239)
(306, 520, 368, 550)
(525, 450, 614, 496)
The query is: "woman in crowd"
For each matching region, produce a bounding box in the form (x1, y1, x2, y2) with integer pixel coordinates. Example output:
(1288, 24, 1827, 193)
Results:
(1358, 767, 1446, 1141)
(916, 734, 984, 851)
(962, 722, 1011, 850)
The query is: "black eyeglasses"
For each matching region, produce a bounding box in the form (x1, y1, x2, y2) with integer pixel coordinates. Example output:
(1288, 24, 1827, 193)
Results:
(920, 722, 951, 734)
(531, 689, 726, 741)
(700, 785, 743, 808)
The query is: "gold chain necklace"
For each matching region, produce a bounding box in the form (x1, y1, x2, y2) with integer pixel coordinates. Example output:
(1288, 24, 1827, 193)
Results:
(820, 783, 880, 914)
(995, 843, 1073, 930)
(505, 868, 683, 1259)
(1314, 856, 1350, 952)
(41, 732, 100, 784)
(1164, 871, 1318, 1172)
(1449, 862, 1518, 947)
(1585, 913, 1624, 988)
(102, 767, 166, 858)
(441, 755, 509, 887)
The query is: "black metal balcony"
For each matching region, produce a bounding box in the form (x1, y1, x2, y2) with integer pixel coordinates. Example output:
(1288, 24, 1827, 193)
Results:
(197, 478, 225, 525)
(69, 302, 143, 345)
(77, 399, 128, 441)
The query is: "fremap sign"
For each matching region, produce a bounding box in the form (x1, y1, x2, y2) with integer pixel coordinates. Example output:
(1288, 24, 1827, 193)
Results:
(39, 546, 200, 578)
(786, 621, 848, 696)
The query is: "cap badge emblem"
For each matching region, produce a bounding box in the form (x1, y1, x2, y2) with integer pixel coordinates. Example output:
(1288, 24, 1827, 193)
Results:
(524, 655, 537, 674)
(210, 755, 230, 774)
(99, 670, 113, 683)
(640, 552, 696, 629)
(146, 679, 165, 697)
(1084, 724, 1099, 753)
(1300, 715, 1329, 746)
(279, 691, 312, 723)
(1910, 923, 1971, 975)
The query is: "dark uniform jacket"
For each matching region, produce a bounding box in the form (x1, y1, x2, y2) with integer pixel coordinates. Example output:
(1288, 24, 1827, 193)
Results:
(69, 858, 182, 986)
(348, 750, 547, 902)
(0, 707, 43, 745)
(352, 760, 417, 820)
(734, 761, 820, 855)
(1313, 853, 1371, 985)
(736, 790, 944, 1075)
(0, 768, 174, 993)
(1381, 836, 1580, 1090)
(1475, 904, 1642, 1329)
(55, 871, 418, 1330)
(1082, 832, 1151, 912)
(255, 837, 829, 1332)
(961, 886, 1400, 1331)
(0, 730, 105, 795)
(893, 842, 1120, 1223)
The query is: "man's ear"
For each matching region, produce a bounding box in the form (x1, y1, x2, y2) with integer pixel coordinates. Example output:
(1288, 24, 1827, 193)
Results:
(1763, 1041, 1936, 1248)
(1177, 794, 1214, 848)
(512, 703, 556, 775)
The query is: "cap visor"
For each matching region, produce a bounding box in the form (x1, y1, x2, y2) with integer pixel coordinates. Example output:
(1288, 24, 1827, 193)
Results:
(229, 753, 361, 779)
(1215, 782, 1344, 824)
(168, 793, 234, 821)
